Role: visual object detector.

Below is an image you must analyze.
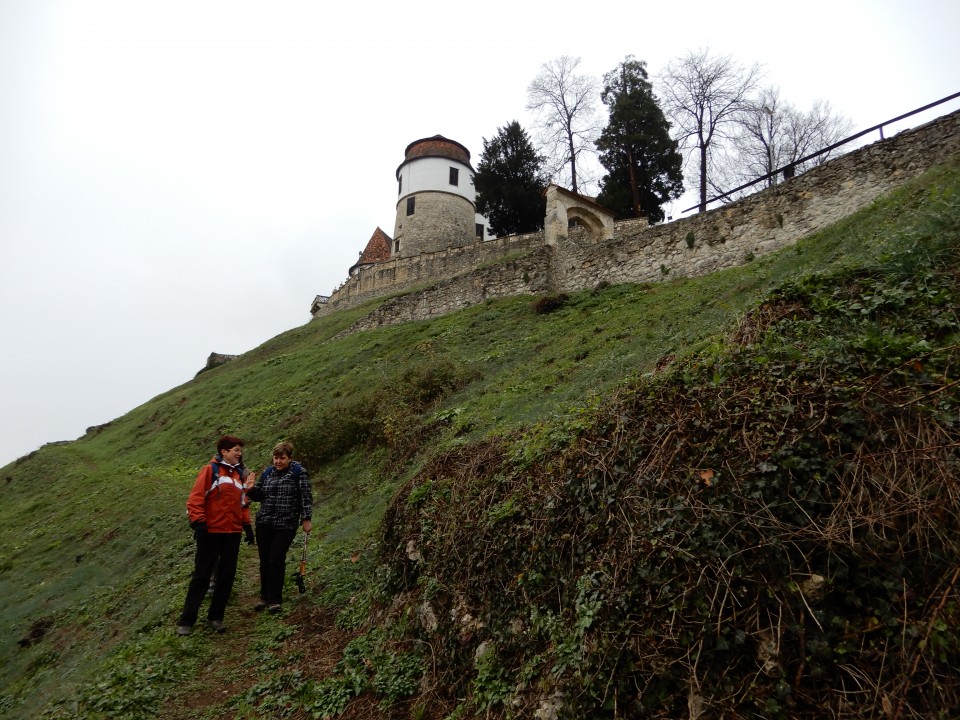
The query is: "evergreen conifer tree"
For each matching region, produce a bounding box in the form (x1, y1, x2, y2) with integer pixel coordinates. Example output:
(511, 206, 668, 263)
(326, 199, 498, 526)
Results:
(474, 121, 547, 236)
(596, 57, 684, 223)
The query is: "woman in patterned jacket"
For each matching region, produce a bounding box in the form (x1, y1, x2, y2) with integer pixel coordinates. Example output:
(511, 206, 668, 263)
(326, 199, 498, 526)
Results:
(247, 441, 313, 613)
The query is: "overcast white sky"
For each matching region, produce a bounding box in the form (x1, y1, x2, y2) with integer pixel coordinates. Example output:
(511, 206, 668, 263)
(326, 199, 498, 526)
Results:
(1, 0, 958, 467)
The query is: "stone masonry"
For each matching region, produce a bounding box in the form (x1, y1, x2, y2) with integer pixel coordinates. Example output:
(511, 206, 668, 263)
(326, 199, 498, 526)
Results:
(394, 192, 477, 257)
(313, 109, 960, 333)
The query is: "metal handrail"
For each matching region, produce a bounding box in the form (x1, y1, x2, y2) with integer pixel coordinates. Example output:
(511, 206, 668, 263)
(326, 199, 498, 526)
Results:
(680, 90, 960, 214)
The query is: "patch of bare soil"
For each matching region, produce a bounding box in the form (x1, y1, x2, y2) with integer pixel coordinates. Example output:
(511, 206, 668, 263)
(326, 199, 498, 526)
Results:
(161, 559, 457, 720)
(160, 559, 358, 720)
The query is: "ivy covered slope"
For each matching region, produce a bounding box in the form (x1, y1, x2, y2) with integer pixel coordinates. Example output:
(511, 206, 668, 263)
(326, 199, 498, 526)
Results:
(382, 164, 960, 720)
(0, 159, 956, 719)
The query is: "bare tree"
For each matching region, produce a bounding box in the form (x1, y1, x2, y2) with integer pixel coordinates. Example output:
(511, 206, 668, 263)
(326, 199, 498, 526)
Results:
(526, 55, 601, 195)
(735, 86, 788, 189)
(659, 49, 761, 211)
(784, 98, 853, 170)
(732, 86, 853, 192)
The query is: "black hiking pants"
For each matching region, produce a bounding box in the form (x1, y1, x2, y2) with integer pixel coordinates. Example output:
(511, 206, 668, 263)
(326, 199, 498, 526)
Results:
(178, 531, 241, 626)
(255, 524, 297, 605)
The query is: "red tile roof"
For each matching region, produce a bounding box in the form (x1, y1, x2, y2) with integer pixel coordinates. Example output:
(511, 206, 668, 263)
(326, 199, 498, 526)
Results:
(349, 227, 393, 274)
(403, 135, 471, 164)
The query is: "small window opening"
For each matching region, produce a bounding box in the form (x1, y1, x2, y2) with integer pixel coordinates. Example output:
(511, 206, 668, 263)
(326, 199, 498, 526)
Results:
(449, 167, 459, 186)
(406, 196, 415, 216)
(398, 177, 402, 195)
(475, 223, 484, 238)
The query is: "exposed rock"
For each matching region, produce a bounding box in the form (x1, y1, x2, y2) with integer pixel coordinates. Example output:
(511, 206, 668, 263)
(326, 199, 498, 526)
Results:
(197, 352, 238, 375)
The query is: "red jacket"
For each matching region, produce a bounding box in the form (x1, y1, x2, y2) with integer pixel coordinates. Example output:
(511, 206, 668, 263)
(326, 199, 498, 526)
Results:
(185, 458, 252, 534)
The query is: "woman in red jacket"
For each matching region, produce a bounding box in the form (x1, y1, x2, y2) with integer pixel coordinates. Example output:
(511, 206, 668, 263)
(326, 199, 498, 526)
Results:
(176, 435, 255, 635)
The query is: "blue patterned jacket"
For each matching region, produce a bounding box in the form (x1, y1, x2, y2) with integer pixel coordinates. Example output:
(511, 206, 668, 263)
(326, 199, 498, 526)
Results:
(248, 461, 313, 531)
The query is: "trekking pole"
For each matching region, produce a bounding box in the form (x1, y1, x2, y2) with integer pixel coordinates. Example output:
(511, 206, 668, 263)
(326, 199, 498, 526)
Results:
(295, 532, 309, 594)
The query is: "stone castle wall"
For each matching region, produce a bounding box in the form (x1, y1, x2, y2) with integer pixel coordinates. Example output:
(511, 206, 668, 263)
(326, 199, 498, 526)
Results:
(318, 230, 547, 313)
(314, 109, 960, 330)
(553, 110, 960, 290)
(331, 248, 554, 338)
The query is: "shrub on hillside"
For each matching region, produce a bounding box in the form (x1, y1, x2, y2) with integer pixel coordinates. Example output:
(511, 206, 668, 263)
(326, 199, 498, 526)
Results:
(292, 357, 479, 468)
(532, 293, 569, 314)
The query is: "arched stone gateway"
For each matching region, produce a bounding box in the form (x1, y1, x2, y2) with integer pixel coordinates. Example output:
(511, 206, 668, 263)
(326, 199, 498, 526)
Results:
(543, 184, 621, 246)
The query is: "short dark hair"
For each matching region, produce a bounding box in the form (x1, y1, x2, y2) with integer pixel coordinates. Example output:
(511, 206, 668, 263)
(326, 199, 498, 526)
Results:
(272, 441, 294, 458)
(217, 435, 245, 454)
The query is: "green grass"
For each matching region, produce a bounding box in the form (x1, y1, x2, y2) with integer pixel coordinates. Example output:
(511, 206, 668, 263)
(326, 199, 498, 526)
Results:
(0, 159, 957, 718)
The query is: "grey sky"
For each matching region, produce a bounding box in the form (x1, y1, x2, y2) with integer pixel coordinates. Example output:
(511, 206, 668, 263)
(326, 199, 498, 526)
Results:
(2, 0, 958, 467)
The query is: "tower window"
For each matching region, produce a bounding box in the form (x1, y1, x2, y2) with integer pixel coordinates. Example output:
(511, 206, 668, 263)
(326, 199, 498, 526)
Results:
(476, 223, 484, 238)
(449, 167, 459, 186)
(406, 196, 415, 216)
(398, 176, 402, 195)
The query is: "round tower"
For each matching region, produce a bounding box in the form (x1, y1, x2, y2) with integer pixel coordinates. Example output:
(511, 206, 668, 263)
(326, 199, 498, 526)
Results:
(393, 135, 479, 257)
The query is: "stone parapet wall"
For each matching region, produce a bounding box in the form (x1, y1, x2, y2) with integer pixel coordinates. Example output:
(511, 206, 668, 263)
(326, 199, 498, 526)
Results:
(315, 230, 546, 317)
(331, 247, 553, 338)
(314, 109, 960, 333)
(555, 110, 960, 291)
(611, 217, 652, 243)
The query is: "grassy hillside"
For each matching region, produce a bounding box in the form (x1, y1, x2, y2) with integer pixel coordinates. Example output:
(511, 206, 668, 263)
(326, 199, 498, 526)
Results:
(1, 159, 958, 719)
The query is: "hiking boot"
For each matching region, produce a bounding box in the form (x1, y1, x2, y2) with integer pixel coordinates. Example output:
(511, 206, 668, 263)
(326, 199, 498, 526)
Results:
(176, 625, 193, 636)
(268, 604, 282, 615)
(208, 620, 227, 633)
(254, 600, 268, 612)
